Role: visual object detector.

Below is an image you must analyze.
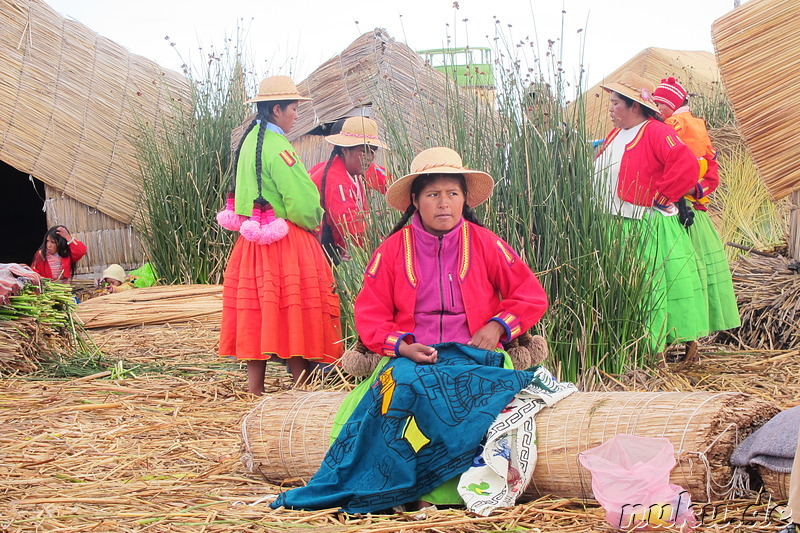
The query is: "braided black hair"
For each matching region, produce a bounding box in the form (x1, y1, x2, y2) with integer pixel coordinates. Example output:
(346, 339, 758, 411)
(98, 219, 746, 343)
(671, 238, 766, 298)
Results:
(388, 173, 484, 235)
(231, 100, 295, 202)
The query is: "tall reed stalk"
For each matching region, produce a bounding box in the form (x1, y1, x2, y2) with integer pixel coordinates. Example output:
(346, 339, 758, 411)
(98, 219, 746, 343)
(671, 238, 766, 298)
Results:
(132, 39, 249, 284)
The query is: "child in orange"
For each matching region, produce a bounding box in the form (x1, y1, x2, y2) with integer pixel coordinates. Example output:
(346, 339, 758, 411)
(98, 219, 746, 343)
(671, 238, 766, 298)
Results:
(654, 78, 741, 347)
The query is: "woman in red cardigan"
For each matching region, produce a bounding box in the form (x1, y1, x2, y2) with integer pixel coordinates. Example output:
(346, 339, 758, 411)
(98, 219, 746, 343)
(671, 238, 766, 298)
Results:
(595, 71, 708, 360)
(30, 226, 87, 282)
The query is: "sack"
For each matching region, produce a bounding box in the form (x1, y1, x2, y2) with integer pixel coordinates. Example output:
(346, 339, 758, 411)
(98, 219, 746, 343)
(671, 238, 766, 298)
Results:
(579, 434, 697, 530)
(129, 262, 158, 288)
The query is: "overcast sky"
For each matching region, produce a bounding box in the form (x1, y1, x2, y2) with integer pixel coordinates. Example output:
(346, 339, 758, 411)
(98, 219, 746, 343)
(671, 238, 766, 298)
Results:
(45, 0, 744, 91)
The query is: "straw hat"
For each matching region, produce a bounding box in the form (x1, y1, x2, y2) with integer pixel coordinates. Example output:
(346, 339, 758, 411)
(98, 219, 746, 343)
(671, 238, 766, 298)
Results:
(245, 75, 311, 104)
(102, 264, 126, 283)
(385, 147, 494, 211)
(600, 71, 659, 113)
(325, 117, 388, 149)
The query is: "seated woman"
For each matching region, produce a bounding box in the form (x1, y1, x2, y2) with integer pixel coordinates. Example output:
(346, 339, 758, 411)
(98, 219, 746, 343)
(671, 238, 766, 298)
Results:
(272, 147, 573, 515)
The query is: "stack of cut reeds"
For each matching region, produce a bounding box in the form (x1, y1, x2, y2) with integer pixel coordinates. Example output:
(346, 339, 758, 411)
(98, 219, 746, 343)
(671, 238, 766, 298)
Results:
(76, 284, 222, 329)
(241, 390, 778, 503)
(717, 255, 800, 349)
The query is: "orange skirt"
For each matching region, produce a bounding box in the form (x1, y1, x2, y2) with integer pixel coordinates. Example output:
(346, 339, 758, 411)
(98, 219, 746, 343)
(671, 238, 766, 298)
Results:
(219, 224, 343, 363)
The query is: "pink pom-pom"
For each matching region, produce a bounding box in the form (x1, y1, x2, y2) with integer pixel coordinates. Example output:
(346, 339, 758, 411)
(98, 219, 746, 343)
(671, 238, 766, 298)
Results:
(239, 219, 262, 241)
(257, 218, 289, 245)
(216, 209, 246, 231)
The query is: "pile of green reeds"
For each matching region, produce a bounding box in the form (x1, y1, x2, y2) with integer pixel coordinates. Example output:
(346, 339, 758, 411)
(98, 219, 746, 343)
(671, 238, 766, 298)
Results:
(0, 281, 96, 375)
(131, 34, 250, 285)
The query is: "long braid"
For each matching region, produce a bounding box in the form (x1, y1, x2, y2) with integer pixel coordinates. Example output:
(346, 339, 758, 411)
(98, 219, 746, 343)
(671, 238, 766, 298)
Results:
(230, 107, 269, 195)
(253, 113, 268, 206)
(319, 147, 343, 213)
(388, 205, 417, 235)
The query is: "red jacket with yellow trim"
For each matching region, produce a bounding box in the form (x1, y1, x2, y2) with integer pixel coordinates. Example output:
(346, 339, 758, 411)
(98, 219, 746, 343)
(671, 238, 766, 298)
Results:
(665, 110, 719, 211)
(354, 220, 548, 357)
(597, 119, 699, 208)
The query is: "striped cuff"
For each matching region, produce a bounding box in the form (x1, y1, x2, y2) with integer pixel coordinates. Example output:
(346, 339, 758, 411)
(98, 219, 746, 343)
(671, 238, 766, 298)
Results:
(490, 311, 522, 343)
(653, 192, 670, 207)
(383, 331, 414, 357)
(696, 179, 711, 199)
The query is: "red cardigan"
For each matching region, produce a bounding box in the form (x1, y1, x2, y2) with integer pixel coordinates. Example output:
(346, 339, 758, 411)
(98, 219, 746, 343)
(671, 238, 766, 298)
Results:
(597, 119, 699, 207)
(354, 221, 548, 356)
(31, 240, 87, 280)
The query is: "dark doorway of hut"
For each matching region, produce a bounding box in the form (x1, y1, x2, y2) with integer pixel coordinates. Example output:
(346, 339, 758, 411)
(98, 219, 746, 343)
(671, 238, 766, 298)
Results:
(1, 161, 47, 265)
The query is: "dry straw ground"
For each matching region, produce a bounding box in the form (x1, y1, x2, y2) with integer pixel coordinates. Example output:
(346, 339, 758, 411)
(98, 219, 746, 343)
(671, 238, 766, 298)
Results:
(1, 322, 797, 532)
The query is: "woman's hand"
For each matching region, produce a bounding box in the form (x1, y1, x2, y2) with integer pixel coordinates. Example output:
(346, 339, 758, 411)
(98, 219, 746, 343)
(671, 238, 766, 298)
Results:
(56, 226, 72, 242)
(468, 320, 506, 350)
(398, 342, 438, 364)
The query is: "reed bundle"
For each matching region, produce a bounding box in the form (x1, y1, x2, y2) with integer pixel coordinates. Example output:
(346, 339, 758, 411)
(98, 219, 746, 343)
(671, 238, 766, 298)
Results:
(715, 255, 800, 349)
(0, 0, 190, 225)
(581, 47, 720, 140)
(712, 0, 800, 200)
(76, 284, 222, 329)
(241, 390, 777, 503)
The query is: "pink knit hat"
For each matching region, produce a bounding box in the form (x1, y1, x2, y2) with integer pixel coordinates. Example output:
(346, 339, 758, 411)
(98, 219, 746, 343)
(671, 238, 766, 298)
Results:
(653, 77, 688, 111)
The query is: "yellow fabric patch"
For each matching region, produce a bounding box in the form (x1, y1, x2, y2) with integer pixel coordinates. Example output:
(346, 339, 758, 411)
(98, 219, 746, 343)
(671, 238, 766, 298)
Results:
(378, 367, 396, 415)
(402, 416, 430, 453)
(279, 150, 296, 167)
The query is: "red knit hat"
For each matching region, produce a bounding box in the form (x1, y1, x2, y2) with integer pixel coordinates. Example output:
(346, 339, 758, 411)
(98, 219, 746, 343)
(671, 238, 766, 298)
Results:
(653, 77, 688, 111)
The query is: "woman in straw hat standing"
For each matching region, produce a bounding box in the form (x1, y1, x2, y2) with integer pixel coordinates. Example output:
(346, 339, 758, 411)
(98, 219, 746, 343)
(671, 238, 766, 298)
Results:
(309, 116, 388, 263)
(271, 147, 576, 515)
(595, 72, 709, 360)
(218, 76, 342, 393)
(653, 77, 741, 339)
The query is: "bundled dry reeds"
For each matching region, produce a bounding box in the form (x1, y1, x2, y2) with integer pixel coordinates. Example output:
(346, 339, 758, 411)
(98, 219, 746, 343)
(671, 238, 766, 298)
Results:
(0, 0, 190, 225)
(76, 284, 222, 329)
(716, 255, 800, 349)
(241, 389, 778, 504)
(0, 318, 77, 375)
(712, 0, 800, 200)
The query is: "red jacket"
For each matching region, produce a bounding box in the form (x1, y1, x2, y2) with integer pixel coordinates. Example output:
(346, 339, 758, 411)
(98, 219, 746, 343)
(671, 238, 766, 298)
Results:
(31, 240, 87, 280)
(354, 220, 548, 356)
(597, 119, 699, 207)
(309, 158, 388, 249)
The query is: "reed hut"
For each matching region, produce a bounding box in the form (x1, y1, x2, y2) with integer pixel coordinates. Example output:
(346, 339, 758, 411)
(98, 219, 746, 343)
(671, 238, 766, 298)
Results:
(0, 0, 190, 276)
(712, 0, 800, 260)
(233, 28, 479, 170)
(581, 48, 721, 141)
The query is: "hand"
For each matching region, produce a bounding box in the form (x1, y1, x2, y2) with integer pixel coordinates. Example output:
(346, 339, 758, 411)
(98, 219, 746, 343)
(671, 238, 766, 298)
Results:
(56, 226, 72, 242)
(398, 342, 438, 364)
(468, 321, 506, 350)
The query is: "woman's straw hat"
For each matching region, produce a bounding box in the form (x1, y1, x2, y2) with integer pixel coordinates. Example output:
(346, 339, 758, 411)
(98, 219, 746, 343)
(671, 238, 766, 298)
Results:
(325, 117, 388, 149)
(245, 75, 311, 104)
(600, 71, 659, 113)
(102, 264, 126, 283)
(385, 147, 494, 211)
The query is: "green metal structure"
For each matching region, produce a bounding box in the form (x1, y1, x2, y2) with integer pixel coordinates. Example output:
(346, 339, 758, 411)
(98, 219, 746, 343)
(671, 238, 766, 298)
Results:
(418, 47, 495, 88)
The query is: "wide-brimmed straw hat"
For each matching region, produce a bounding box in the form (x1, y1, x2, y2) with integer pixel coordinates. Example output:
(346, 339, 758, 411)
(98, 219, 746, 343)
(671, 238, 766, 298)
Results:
(325, 117, 388, 149)
(245, 75, 311, 104)
(385, 147, 494, 211)
(102, 264, 126, 283)
(600, 71, 659, 113)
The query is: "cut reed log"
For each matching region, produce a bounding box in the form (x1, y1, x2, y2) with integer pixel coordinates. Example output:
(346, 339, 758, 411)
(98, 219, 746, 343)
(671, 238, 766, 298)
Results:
(76, 284, 222, 329)
(240, 390, 779, 503)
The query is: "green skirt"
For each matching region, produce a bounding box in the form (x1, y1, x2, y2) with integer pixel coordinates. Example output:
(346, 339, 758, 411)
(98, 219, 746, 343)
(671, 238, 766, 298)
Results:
(687, 210, 741, 332)
(623, 212, 709, 350)
(330, 352, 516, 507)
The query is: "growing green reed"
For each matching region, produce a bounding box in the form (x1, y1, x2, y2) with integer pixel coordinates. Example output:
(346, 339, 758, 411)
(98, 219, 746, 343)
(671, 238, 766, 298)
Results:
(338, 33, 660, 382)
(132, 39, 248, 284)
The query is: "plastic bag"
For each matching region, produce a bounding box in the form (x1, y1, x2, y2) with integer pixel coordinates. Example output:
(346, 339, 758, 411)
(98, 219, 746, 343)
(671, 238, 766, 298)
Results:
(129, 262, 157, 288)
(579, 434, 697, 530)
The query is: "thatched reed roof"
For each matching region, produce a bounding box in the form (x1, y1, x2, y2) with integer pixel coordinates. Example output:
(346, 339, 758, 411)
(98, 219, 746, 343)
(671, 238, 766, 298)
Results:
(712, 0, 800, 201)
(233, 28, 474, 162)
(0, 0, 190, 224)
(581, 48, 721, 140)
